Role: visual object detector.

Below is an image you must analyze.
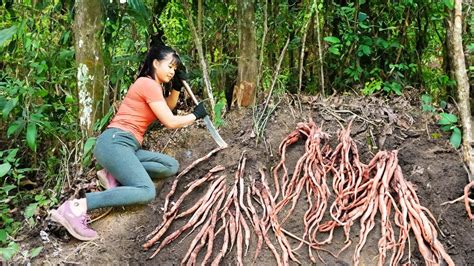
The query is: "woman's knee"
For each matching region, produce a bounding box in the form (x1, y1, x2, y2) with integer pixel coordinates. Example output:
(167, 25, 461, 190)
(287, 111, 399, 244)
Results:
(140, 185, 157, 203)
(170, 158, 179, 175)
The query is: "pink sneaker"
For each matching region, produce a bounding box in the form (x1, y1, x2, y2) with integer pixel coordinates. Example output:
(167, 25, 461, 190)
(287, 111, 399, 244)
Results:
(50, 200, 98, 241)
(97, 169, 119, 189)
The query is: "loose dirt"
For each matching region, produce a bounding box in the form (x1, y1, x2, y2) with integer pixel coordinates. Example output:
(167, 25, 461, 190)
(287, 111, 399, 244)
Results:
(20, 94, 474, 265)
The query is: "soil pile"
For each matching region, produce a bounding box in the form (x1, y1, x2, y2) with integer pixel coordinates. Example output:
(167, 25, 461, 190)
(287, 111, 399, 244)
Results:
(25, 94, 473, 265)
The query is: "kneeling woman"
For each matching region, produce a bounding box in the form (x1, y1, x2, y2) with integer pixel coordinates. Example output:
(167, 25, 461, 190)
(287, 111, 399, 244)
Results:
(50, 42, 207, 241)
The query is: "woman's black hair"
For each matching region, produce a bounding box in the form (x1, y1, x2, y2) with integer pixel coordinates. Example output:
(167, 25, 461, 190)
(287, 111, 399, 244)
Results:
(137, 34, 182, 79)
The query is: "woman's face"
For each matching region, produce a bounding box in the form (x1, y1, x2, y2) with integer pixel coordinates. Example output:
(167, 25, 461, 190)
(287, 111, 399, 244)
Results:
(153, 53, 178, 84)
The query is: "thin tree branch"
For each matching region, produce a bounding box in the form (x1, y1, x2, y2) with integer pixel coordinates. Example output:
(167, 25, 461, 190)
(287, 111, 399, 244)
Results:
(182, 0, 216, 112)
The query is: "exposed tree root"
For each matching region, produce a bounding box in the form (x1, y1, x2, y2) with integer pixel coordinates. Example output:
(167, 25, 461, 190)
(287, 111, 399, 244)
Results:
(464, 180, 474, 220)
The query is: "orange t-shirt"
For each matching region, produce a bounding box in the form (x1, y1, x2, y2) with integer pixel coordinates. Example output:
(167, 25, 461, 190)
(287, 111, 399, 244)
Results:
(108, 77, 165, 144)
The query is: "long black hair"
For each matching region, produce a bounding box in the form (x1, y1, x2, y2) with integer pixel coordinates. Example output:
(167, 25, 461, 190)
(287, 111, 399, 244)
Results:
(137, 35, 182, 79)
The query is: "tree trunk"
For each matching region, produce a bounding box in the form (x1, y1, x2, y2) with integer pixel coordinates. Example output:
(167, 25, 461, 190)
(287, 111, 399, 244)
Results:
(74, 0, 106, 138)
(233, 0, 257, 107)
(447, 0, 474, 180)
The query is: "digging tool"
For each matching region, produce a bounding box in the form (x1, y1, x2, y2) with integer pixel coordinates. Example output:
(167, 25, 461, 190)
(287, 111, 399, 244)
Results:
(182, 80, 228, 148)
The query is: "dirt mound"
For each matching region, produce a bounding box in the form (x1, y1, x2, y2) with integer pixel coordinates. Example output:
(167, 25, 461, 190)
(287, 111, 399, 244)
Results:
(26, 95, 473, 265)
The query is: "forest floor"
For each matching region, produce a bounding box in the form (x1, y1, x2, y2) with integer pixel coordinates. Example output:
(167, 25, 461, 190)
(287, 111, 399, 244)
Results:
(15, 93, 474, 265)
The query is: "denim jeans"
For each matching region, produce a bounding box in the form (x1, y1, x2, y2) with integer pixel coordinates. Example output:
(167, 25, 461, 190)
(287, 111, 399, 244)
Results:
(86, 128, 179, 210)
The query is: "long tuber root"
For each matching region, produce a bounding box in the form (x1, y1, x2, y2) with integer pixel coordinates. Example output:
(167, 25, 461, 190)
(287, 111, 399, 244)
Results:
(143, 120, 454, 266)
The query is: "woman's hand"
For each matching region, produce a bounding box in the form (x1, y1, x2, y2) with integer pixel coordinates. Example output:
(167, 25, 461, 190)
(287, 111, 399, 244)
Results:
(192, 102, 208, 120)
(171, 65, 188, 92)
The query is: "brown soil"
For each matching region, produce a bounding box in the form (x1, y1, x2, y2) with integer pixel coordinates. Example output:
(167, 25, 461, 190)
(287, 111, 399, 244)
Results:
(21, 94, 474, 265)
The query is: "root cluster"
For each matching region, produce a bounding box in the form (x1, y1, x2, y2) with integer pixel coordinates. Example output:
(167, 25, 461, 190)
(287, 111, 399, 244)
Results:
(144, 119, 455, 266)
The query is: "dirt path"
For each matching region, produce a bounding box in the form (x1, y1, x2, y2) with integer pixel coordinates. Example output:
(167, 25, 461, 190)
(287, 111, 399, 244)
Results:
(24, 95, 473, 265)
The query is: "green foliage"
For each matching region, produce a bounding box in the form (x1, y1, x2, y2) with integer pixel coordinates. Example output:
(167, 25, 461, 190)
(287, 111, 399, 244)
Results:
(213, 93, 227, 128)
(0, 146, 57, 259)
(102, 1, 148, 97)
(126, 0, 151, 27)
(17, 246, 43, 262)
(160, 0, 238, 102)
(421, 94, 436, 112)
(0, 1, 77, 251)
(0, 25, 17, 46)
(383, 81, 402, 95)
(362, 79, 382, 95)
(324, 36, 342, 55)
(0, 242, 19, 261)
(421, 95, 461, 149)
(159, 0, 192, 48)
(438, 113, 461, 149)
(0, 149, 27, 248)
(422, 66, 456, 101)
(82, 137, 96, 167)
(321, 0, 451, 97)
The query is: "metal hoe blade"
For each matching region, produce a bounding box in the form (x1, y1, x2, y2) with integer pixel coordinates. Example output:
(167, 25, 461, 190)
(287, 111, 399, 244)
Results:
(182, 81, 228, 148)
(203, 116, 228, 148)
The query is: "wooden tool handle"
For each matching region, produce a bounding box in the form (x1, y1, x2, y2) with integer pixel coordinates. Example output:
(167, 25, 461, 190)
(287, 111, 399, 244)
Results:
(182, 80, 199, 105)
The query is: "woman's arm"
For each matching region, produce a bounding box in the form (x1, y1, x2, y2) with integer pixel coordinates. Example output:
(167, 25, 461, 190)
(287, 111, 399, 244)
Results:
(149, 100, 196, 129)
(166, 90, 180, 110)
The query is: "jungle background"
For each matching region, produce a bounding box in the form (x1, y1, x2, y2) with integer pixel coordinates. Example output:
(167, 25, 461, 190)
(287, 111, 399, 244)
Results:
(0, 0, 473, 263)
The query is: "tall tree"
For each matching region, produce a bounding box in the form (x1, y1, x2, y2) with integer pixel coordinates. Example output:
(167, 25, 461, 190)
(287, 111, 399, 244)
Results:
(74, 0, 107, 138)
(233, 0, 257, 107)
(447, 0, 474, 179)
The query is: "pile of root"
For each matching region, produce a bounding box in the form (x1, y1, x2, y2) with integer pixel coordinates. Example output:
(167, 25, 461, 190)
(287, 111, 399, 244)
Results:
(143, 118, 454, 266)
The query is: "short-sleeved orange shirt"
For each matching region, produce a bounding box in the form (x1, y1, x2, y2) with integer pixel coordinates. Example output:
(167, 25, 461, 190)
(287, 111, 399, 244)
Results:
(108, 77, 165, 144)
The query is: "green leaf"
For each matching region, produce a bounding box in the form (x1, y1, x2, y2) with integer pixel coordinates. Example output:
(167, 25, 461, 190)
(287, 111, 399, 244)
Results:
(7, 120, 25, 138)
(323, 36, 341, 44)
(467, 43, 474, 52)
(359, 22, 370, 29)
(0, 241, 20, 261)
(83, 137, 96, 157)
(127, 0, 151, 27)
(421, 94, 432, 105)
(360, 45, 371, 56)
(2, 184, 16, 194)
(376, 38, 389, 49)
(450, 127, 461, 149)
(0, 97, 5, 111)
(2, 97, 18, 120)
(0, 162, 12, 178)
(29, 246, 43, 258)
(392, 83, 402, 95)
(358, 12, 368, 21)
(6, 148, 18, 162)
(422, 105, 435, 112)
(440, 100, 447, 109)
(26, 122, 37, 152)
(65, 94, 75, 104)
(441, 125, 452, 132)
(24, 203, 38, 219)
(0, 230, 7, 243)
(328, 46, 340, 55)
(443, 0, 454, 10)
(0, 26, 17, 47)
(438, 113, 458, 125)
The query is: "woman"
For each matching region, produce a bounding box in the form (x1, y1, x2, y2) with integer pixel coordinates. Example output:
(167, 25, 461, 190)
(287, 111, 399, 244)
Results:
(50, 41, 208, 241)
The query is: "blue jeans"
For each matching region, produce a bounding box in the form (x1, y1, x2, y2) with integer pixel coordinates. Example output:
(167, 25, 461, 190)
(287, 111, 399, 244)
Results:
(86, 128, 179, 210)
